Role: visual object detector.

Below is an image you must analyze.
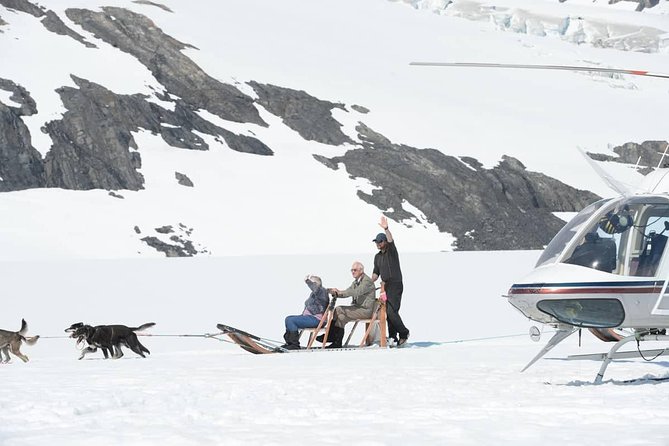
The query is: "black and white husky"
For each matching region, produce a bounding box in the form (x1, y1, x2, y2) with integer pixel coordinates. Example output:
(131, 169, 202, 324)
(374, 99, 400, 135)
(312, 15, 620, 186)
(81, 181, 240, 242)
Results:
(65, 322, 155, 359)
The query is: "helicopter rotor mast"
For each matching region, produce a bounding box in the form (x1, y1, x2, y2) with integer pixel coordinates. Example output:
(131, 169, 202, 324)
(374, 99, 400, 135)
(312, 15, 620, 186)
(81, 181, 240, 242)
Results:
(409, 61, 669, 79)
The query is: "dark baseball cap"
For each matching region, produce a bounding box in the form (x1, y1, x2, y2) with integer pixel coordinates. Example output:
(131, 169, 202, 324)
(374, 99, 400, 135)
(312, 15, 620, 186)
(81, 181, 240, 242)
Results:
(372, 233, 387, 243)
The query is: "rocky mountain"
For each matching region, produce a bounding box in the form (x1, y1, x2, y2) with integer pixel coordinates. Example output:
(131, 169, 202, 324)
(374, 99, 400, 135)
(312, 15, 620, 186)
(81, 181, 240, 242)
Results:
(0, 0, 666, 257)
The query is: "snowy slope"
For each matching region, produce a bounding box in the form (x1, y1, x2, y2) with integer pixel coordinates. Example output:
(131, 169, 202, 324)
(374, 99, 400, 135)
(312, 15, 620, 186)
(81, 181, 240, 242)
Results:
(0, 0, 667, 259)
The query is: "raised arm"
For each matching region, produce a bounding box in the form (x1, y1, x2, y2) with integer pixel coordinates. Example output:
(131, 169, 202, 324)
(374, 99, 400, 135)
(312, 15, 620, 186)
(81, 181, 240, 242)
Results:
(379, 215, 393, 243)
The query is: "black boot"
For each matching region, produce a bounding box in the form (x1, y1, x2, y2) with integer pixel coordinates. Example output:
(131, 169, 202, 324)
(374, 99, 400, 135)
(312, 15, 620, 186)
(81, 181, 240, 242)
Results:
(325, 326, 344, 349)
(281, 331, 299, 349)
(284, 331, 301, 350)
(316, 318, 336, 343)
(280, 331, 291, 348)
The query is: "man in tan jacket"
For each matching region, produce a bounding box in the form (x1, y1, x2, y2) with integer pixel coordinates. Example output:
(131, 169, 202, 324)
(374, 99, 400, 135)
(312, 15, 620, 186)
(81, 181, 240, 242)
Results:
(324, 261, 376, 348)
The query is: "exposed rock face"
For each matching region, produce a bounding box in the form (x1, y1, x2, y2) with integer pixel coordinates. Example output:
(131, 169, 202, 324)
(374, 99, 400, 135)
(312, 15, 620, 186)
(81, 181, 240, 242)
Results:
(318, 123, 599, 250)
(132, 0, 174, 12)
(43, 77, 147, 190)
(351, 104, 370, 114)
(604, 0, 660, 11)
(175, 172, 194, 187)
(140, 223, 207, 256)
(0, 14, 7, 30)
(0, 0, 44, 17)
(249, 82, 353, 146)
(588, 140, 669, 174)
(41, 10, 97, 48)
(42, 75, 272, 190)
(66, 7, 265, 126)
(0, 79, 45, 191)
(0, 0, 95, 47)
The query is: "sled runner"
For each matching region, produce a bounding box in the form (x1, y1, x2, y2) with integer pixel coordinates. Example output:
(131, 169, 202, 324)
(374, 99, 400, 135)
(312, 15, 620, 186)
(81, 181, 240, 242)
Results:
(216, 324, 285, 354)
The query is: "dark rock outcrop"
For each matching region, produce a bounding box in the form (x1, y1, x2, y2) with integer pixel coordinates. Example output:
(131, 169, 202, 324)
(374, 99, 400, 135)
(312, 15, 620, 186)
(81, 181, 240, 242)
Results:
(141, 236, 196, 257)
(42, 75, 272, 190)
(155, 225, 174, 234)
(175, 172, 193, 187)
(318, 123, 599, 250)
(602, 0, 660, 11)
(249, 81, 353, 146)
(43, 77, 148, 190)
(66, 7, 265, 126)
(141, 223, 207, 256)
(0, 79, 45, 191)
(0, 0, 96, 47)
(132, 0, 174, 12)
(587, 140, 669, 174)
(0, 0, 44, 17)
(41, 10, 97, 48)
(351, 104, 370, 114)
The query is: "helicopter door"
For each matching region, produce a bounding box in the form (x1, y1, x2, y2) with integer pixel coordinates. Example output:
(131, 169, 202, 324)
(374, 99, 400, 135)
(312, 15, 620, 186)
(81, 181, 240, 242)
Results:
(653, 281, 669, 316)
(641, 218, 669, 315)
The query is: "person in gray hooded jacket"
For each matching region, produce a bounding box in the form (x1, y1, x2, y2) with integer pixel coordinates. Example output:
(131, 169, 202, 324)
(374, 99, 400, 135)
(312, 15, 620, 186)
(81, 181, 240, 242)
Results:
(281, 275, 330, 350)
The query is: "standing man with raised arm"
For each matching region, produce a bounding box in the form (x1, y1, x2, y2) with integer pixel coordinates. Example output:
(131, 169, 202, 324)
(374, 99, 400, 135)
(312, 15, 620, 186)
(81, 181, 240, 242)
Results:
(372, 216, 410, 346)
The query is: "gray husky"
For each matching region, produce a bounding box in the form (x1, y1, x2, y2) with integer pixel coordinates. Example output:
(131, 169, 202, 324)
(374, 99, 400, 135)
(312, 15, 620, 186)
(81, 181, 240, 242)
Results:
(0, 319, 39, 363)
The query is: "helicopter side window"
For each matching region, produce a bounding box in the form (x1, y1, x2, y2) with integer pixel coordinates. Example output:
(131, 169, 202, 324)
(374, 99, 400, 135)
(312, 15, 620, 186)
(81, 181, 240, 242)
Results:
(632, 219, 669, 277)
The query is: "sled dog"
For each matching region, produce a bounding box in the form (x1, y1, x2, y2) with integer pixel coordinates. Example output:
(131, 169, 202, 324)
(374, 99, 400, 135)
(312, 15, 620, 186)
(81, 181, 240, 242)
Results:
(0, 319, 39, 363)
(66, 322, 154, 359)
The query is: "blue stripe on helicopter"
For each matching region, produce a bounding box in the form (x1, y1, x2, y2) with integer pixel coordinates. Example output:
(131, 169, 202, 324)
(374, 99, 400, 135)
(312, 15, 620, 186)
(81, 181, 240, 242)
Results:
(509, 280, 664, 295)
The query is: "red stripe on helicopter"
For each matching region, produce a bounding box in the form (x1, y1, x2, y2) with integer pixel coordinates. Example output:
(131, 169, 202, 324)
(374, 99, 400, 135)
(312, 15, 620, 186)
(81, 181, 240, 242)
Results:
(510, 286, 663, 295)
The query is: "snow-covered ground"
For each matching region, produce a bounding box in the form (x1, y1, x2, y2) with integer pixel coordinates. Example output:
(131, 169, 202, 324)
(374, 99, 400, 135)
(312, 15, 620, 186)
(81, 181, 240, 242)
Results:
(1, 0, 668, 258)
(1, 250, 668, 445)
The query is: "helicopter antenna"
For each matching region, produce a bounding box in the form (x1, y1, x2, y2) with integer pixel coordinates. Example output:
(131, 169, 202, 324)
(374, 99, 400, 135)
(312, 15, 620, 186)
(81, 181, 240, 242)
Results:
(656, 142, 669, 169)
(409, 62, 669, 79)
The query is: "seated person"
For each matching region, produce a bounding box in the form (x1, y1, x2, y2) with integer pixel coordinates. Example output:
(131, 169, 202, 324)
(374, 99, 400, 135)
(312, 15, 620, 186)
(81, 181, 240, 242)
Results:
(322, 261, 376, 349)
(636, 232, 668, 277)
(565, 232, 617, 273)
(281, 275, 329, 350)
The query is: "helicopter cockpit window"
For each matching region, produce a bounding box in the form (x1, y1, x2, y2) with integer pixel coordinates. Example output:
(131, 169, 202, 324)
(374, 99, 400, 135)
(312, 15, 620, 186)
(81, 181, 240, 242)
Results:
(564, 231, 618, 273)
(560, 198, 669, 277)
(535, 198, 611, 268)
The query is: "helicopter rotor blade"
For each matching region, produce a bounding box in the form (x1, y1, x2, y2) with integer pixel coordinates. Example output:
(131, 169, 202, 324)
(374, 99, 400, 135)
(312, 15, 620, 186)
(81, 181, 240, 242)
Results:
(409, 62, 669, 79)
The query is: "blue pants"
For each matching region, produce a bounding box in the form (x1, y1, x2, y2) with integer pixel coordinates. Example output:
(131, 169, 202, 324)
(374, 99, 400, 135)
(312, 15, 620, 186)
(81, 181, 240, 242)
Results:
(285, 315, 320, 332)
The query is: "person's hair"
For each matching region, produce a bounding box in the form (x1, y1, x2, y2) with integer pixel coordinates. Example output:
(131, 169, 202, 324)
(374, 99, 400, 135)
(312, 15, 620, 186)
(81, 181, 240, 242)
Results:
(309, 275, 322, 286)
(352, 262, 364, 272)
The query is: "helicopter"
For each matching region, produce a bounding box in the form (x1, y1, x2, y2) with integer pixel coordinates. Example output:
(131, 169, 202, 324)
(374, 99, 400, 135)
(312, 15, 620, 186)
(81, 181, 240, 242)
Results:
(506, 146, 669, 383)
(412, 61, 669, 383)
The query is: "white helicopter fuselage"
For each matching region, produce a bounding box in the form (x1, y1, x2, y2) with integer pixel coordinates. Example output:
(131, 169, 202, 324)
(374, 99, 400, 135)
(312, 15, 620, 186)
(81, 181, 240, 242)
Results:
(508, 263, 669, 329)
(507, 191, 669, 331)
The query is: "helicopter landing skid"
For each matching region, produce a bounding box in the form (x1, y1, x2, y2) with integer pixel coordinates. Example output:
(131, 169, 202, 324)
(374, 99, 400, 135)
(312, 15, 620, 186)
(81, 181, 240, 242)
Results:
(592, 333, 669, 384)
